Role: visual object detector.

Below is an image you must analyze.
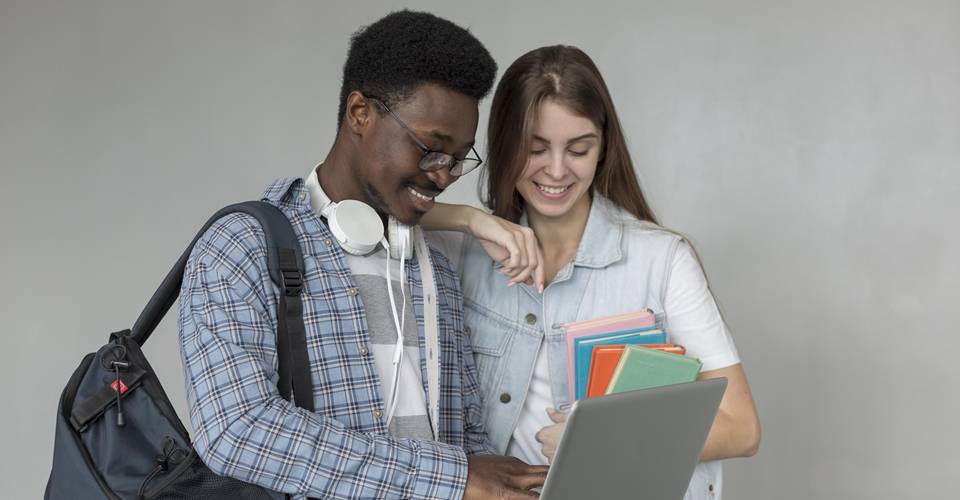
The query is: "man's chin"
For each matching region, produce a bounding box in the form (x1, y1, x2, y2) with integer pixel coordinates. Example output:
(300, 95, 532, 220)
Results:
(368, 199, 419, 226)
(388, 198, 430, 226)
(392, 211, 423, 226)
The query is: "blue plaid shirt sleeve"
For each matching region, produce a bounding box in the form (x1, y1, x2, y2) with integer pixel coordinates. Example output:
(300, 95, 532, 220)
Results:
(431, 249, 496, 457)
(459, 331, 496, 456)
(178, 215, 469, 499)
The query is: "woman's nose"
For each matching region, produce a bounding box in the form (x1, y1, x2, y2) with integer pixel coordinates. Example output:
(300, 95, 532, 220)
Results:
(544, 150, 566, 178)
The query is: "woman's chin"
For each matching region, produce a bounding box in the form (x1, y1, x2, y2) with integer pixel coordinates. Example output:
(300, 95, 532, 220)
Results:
(525, 200, 575, 220)
(522, 188, 587, 220)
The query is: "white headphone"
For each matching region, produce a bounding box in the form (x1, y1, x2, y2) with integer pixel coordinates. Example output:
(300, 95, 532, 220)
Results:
(306, 170, 413, 260)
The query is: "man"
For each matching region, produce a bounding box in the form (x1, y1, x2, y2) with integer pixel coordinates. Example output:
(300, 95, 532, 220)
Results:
(179, 10, 548, 500)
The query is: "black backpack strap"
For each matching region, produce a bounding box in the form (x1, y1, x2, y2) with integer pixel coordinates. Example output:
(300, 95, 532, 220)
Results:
(275, 246, 314, 412)
(128, 201, 315, 411)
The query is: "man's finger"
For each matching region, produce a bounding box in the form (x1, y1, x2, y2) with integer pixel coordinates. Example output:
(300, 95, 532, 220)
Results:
(508, 467, 550, 491)
(504, 489, 540, 499)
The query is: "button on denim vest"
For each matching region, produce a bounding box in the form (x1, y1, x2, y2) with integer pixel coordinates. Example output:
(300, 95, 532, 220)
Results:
(458, 195, 723, 500)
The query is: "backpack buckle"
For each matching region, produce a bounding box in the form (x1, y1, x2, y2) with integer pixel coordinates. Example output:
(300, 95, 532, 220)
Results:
(281, 270, 303, 296)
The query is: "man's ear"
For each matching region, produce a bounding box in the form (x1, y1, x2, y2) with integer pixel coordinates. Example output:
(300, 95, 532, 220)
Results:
(344, 91, 373, 135)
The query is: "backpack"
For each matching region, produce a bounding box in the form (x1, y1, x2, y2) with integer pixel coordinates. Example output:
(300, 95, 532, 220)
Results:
(45, 201, 315, 500)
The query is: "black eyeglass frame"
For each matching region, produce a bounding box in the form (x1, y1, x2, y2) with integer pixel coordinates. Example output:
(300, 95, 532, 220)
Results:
(368, 97, 484, 177)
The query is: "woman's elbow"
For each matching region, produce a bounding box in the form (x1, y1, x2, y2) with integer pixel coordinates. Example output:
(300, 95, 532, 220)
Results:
(739, 416, 761, 457)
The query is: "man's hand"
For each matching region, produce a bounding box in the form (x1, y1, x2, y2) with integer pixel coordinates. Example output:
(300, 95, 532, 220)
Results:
(464, 455, 549, 499)
(535, 409, 568, 462)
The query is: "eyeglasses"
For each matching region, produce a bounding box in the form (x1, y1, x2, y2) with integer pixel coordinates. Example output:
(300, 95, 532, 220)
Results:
(369, 98, 484, 177)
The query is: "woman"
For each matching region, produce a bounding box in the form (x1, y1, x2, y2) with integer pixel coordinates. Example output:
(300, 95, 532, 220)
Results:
(423, 45, 760, 500)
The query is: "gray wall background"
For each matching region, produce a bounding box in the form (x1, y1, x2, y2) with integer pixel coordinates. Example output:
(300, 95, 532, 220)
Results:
(2, 1, 958, 498)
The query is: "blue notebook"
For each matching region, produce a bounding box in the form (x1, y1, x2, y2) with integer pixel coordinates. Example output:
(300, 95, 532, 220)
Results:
(573, 328, 665, 400)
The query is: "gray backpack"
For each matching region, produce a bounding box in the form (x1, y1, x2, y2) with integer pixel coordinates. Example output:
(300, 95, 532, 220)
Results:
(45, 201, 315, 499)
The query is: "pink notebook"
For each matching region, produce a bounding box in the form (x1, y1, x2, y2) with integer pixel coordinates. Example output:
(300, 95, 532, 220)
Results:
(561, 309, 656, 400)
(562, 308, 656, 335)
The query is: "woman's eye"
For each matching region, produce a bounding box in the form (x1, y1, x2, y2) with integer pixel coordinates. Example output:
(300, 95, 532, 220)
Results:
(569, 150, 589, 157)
(530, 149, 547, 156)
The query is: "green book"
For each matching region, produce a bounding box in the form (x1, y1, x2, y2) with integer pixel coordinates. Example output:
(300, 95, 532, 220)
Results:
(605, 345, 703, 394)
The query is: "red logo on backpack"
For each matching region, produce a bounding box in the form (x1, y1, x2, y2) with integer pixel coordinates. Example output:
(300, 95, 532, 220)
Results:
(111, 380, 129, 395)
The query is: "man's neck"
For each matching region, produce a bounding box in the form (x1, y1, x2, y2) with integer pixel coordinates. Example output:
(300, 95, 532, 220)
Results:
(317, 142, 364, 203)
(315, 142, 391, 231)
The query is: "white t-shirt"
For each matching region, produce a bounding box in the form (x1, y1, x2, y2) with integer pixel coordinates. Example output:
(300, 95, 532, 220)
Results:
(340, 249, 434, 440)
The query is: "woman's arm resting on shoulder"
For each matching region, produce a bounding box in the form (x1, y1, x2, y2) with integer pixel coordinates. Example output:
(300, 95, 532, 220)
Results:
(421, 202, 476, 232)
(422, 202, 544, 291)
(697, 363, 761, 460)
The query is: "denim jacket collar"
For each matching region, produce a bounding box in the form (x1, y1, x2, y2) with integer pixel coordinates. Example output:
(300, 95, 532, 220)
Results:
(573, 195, 625, 268)
(519, 195, 624, 270)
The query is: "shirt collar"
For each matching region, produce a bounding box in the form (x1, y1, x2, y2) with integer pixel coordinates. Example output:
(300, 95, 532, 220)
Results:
(260, 176, 311, 211)
(303, 166, 329, 218)
(572, 195, 624, 268)
(520, 195, 625, 270)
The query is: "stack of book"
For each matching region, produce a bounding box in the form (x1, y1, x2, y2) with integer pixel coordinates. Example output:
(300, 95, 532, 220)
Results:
(561, 309, 702, 400)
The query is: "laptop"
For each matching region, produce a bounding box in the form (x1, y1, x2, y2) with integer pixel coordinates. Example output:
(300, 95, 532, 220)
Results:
(539, 377, 727, 500)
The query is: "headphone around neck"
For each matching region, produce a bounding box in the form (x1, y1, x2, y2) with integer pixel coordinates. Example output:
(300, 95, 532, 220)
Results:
(306, 169, 413, 260)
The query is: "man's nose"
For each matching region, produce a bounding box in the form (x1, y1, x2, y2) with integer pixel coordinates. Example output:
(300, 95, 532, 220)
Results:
(425, 165, 455, 190)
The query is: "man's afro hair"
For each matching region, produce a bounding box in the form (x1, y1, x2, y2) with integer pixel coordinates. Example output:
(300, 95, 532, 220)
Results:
(338, 10, 497, 127)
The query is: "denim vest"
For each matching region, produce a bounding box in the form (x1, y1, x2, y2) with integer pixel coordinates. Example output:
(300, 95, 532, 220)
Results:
(457, 195, 723, 500)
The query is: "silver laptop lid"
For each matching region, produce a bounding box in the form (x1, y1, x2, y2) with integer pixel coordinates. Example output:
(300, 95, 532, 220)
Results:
(539, 377, 727, 500)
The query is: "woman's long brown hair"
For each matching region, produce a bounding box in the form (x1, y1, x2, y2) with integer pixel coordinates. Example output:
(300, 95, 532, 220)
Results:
(482, 45, 658, 225)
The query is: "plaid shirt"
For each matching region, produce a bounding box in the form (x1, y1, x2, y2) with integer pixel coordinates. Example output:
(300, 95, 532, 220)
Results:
(178, 177, 493, 499)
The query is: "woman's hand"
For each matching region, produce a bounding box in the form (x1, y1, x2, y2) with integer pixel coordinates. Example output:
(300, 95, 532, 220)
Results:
(465, 209, 544, 292)
(535, 408, 568, 462)
(421, 203, 544, 291)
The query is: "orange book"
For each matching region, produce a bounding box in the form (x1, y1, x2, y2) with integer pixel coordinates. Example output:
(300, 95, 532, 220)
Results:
(585, 344, 686, 398)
